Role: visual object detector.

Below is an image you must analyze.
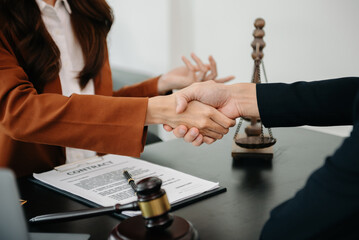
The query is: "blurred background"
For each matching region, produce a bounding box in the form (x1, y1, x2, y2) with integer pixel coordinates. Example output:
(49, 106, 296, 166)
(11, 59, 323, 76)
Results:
(106, 0, 359, 140)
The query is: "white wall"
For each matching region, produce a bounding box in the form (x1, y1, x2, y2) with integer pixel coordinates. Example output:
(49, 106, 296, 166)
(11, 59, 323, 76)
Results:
(107, 0, 359, 137)
(106, 0, 170, 74)
(192, 0, 359, 84)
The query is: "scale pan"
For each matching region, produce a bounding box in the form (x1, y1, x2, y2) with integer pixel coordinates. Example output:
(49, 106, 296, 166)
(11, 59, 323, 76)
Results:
(235, 136, 276, 149)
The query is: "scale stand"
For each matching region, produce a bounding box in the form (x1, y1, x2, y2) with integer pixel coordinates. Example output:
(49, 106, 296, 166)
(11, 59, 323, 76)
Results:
(232, 18, 276, 162)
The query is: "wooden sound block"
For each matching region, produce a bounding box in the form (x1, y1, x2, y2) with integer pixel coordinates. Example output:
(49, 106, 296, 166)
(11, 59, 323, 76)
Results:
(232, 140, 273, 161)
(108, 215, 199, 240)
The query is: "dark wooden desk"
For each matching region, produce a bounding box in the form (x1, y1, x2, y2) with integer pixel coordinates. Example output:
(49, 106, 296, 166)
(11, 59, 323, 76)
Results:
(21, 127, 344, 240)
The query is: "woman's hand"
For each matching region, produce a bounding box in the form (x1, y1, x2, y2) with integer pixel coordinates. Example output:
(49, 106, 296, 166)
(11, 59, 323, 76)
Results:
(157, 53, 235, 94)
(163, 124, 215, 146)
(163, 125, 216, 147)
(145, 94, 236, 140)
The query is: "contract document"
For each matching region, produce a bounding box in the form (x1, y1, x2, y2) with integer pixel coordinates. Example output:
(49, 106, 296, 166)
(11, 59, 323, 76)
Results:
(33, 154, 221, 216)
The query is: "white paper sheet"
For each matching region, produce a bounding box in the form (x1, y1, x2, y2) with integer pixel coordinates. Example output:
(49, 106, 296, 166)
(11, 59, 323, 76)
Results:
(33, 154, 219, 216)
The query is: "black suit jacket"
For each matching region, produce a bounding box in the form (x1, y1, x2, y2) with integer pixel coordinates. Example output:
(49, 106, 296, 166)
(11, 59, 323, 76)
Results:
(257, 77, 359, 239)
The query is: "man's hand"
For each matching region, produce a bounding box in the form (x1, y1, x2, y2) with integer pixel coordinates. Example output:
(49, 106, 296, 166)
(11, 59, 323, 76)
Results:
(175, 81, 241, 119)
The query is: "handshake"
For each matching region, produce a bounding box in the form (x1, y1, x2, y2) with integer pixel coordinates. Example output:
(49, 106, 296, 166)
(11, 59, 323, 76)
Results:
(145, 53, 259, 146)
(146, 81, 259, 146)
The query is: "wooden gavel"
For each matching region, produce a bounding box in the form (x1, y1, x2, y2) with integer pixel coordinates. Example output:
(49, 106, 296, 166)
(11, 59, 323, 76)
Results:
(30, 177, 198, 240)
(134, 176, 173, 229)
(29, 177, 173, 229)
(109, 177, 198, 240)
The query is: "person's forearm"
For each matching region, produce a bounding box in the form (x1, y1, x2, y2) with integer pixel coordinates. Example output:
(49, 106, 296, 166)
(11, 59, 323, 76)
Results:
(157, 75, 173, 95)
(230, 83, 259, 118)
(145, 95, 173, 125)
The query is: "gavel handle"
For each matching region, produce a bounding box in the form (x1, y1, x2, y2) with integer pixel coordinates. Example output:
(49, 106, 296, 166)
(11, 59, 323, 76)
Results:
(29, 201, 139, 223)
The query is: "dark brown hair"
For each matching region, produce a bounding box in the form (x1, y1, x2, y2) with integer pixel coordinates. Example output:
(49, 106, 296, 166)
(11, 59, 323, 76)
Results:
(0, 0, 113, 92)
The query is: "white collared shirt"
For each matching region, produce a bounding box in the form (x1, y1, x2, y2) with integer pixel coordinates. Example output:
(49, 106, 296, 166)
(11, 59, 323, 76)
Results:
(35, 0, 97, 163)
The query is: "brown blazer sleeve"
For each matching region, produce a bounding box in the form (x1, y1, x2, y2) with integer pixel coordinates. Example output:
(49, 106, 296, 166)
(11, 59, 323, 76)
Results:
(0, 33, 148, 158)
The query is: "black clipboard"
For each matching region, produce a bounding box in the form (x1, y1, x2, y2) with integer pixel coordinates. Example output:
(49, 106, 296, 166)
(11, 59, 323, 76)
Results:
(28, 177, 226, 220)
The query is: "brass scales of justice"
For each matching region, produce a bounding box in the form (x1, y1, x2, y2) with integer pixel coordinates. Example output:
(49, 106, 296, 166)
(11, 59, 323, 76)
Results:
(232, 18, 277, 161)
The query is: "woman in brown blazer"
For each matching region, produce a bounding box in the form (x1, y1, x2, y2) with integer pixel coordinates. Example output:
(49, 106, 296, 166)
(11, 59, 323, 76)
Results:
(0, 0, 235, 177)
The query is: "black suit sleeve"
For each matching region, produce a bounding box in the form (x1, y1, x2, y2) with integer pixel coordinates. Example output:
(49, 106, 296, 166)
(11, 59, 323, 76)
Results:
(259, 81, 359, 239)
(257, 77, 359, 127)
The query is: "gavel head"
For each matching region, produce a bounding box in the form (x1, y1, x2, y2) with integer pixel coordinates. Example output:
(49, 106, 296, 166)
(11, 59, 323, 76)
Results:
(136, 177, 173, 230)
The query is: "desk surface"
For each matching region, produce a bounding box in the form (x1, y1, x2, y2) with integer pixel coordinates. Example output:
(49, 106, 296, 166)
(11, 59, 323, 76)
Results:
(21, 127, 344, 240)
